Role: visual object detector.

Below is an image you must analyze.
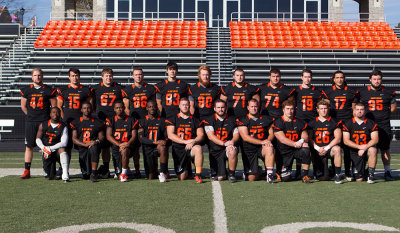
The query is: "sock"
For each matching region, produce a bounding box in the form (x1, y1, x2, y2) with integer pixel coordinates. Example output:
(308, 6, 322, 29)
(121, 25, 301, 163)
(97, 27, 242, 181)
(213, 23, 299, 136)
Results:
(266, 167, 273, 175)
(335, 166, 341, 176)
(103, 162, 109, 170)
(228, 169, 235, 176)
(302, 169, 309, 177)
(25, 162, 31, 170)
(368, 167, 375, 176)
(92, 170, 98, 175)
(122, 168, 127, 175)
(59, 152, 69, 180)
(384, 165, 391, 172)
(134, 163, 140, 171)
(195, 166, 202, 175)
(160, 163, 168, 174)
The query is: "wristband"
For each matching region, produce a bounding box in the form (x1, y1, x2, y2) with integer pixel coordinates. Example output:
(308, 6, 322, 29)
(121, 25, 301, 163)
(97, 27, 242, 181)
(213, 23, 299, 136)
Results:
(324, 145, 331, 151)
(95, 139, 100, 144)
(314, 145, 321, 151)
(298, 139, 304, 144)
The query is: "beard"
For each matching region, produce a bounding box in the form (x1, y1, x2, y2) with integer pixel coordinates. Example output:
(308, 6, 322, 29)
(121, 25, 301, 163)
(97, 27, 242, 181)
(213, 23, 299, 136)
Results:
(199, 78, 210, 86)
(371, 83, 381, 89)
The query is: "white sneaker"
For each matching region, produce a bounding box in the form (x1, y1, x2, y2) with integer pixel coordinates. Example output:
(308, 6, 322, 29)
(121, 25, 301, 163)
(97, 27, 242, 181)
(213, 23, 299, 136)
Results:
(120, 174, 128, 182)
(367, 175, 375, 184)
(158, 172, 167, 183)
(345, 176, 354, 182)
(62, 172, 70, 182)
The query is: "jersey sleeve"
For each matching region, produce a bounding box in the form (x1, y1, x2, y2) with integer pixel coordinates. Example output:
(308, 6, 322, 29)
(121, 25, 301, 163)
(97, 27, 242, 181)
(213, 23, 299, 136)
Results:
(236, 117, 246, 127)
(132, 119, 139, 130)
(165, 117, 175, 127)
(69, 120, 77, 129)
(342, 120, 351, 132)
(121, 88, 129, 99)
(272, 118, 284, 133)
(20, 87, 28, 98)
(105, 118, 112, 128)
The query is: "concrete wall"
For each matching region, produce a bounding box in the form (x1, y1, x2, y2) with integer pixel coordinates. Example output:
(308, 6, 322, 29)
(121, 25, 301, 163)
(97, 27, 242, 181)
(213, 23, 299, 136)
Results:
(93, 0, 106, 20)
(51, 0, 65, 20)
(328, 0, 343, 22)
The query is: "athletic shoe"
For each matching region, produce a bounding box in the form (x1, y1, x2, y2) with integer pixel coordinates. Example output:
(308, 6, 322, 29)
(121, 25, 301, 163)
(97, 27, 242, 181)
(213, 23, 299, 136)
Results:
(120, 174, 128, 182)
(82, 174, 90, 180)
(133, 171, 141, 179)
(158, 172, 167, 183)
(302, 175, 312, 183)
(384, 171, 395, 181)
(194, 175, 203, 183)
(56, 166, 63, 177)
(334, 174, 343, 184)
(20, 169, 30, 179)
(267, 173, 275, 184)
(367, 174, 375, 184)
(90, 173, 97, 183)
(345, 175, 354, 182)
(228, 174, 236, 183)
(275, 172, 281, 182)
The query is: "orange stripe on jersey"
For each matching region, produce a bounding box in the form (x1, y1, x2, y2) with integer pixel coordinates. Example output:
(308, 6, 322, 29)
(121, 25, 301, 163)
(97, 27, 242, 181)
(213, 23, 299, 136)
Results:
(272, 124, 281, 130)
(372, 124, 378, 131)
(57, 95, 64, 101)
(132, 120, 139, 129)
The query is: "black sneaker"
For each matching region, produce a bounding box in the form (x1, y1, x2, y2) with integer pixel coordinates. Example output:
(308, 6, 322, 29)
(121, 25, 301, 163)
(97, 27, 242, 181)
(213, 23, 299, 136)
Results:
(384, 171, 395, 181)
(82, 174, 90, 180)
(267, 173, 275, 184)
(133, 171, 141, 179)
(228, 175, 236, 183)
(90, 173, 97, 183)
(334, 174, 343, 184)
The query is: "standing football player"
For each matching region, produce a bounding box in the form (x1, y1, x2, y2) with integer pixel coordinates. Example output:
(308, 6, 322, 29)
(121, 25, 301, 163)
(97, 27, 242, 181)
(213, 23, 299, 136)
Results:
(356, 69, 396, 181)
(20, 68, 57, 179)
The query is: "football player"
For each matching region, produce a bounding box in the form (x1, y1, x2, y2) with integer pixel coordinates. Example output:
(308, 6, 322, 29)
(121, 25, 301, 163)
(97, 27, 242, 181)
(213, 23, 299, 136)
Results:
(106, 101, 138, 182)
(308, 100, 342, 183)
(203, 99, 239, 182)
(20, 68, 57, 179)
(237, 99, 275, 183)
(342, 103, 378, 183)
(356, 69, 396, 181)
(321, 71, 357, 181)
(166, 97, 205, 183)
(273, 100, 312, 183)
(35, 107, 68, 181)
(138, 100, 168, 181)
(71, 102, 105, 182)
(91, 68, 124, 178)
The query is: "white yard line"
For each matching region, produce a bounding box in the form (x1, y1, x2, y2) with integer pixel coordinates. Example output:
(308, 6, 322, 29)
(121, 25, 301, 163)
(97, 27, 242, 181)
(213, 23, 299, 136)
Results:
(211, 181, 228, 233)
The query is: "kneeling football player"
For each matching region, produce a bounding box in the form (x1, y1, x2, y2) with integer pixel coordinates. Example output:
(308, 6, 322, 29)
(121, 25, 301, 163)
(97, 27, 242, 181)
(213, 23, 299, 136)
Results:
(138, 100, 168, 181)
(273, 100, 312, 183)
(35, 107, 69, 181)
(237, 99, 275, 183)
(106, 101, 138, 182)
(204, 99, 239, 182)
(71, 102, 105, 182)
(166, 97, 205, 183)
(342, 103, 378, 183)
(308, 100, 343, 184)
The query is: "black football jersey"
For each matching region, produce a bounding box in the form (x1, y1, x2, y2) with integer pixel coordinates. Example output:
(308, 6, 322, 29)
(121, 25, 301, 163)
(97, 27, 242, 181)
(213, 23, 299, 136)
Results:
(106, 115, 138, 143)
(221, 82, 259, 118)
(342, 118, 378, 147)
(122, 83, 156, 120)
(70, 117, 105, 143)
(41, 120, 66, 146)
(237, 114, 274, 152)
(91, 82, 124, 120)
(20, 84, 57, 122)
(203, 114, 237, 153)
(57, 84, 92, 124)
(189, 82, 221, 120)
(155, 79, 190, 119)
(356, 85, 396, 128)
(294, 85, 323, 122)
(138, 115, 167, 143)
(259, 82, 295, 118)
(308, 116, 341, 147)
(165, 114, 203, 146)
(321, 85, 357, 120)
(272, 116, 308, 154)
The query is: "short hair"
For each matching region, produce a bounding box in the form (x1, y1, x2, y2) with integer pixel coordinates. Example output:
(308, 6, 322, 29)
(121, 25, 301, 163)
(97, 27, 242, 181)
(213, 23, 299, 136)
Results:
(166, 61, 178, 71)
(147, 99, 156, 106)
(81, 101, 92, 108)
(369, 69, 383, 79)
(198, 65, 212, 76)
(102, 68, 114, 76)
(282, 99, 295, 108)
(316, 100, 330, 108)
(113, 100, 124, 107)
(214, 99, 226, 106)
(233, 68, 244, 75)
(68, 68, 80, 76)
(301, 69, 312, 77)
(51, 106, 61, 113)
(354, 102, 365, 109)
(31, 68, 43, 76)
(247, 98, 259, 106)
(133, 66, 143, 72)
(269, 68, 281, 76)
(330, 70, 347, 86)
(179, 97, 189, 104)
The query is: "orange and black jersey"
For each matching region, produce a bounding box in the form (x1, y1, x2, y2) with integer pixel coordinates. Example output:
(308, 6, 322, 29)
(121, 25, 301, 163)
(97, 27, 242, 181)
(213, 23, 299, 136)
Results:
(203, 114, 237, 153)
(237, 114, 274, 151)
(356, 86, 396, 127)
(122, 83, 156, 120)
(259, 82, 295, 118)
(165, 114, 203, 146)
(155, 79, 190, 119)
(70, 117, 105, 143)
(321, 85, 357, 120)
(308, 117, 341, 147)
(189, 82, 221, 120)
(41, 120, 66, 146)
(106, 115, 138, 143)
(221, 82, 259, 118)
(91, 82, 124, 120)
(20, 84, 57, 122)
(294, 85, 323, 122)
(57, 84, 92, 123)
(273, 116, 308, 154)
(138, 115, 167, 145)
(342, 117, 378, 147)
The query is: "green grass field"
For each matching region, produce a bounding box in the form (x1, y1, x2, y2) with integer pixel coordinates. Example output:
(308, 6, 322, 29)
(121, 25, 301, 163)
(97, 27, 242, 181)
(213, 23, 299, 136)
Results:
(0, 152, 399, 233)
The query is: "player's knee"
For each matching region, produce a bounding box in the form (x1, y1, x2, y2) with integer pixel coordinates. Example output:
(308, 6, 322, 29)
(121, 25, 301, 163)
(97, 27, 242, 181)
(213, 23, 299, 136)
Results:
(332, 146, 341, 155)
(192, 145, 202, 154)
(368, 147, 377, 156)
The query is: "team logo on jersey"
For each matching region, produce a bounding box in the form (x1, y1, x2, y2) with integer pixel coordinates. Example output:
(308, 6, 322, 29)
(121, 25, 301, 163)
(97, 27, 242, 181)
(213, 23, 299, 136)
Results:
(380, 94, 384, 96)
(175, 87, 180, 89)
(124, 125, 128, 127)
(90, 125, 94, 127)
(78, 91, 82, 93)
(112, 89, 116, 91)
